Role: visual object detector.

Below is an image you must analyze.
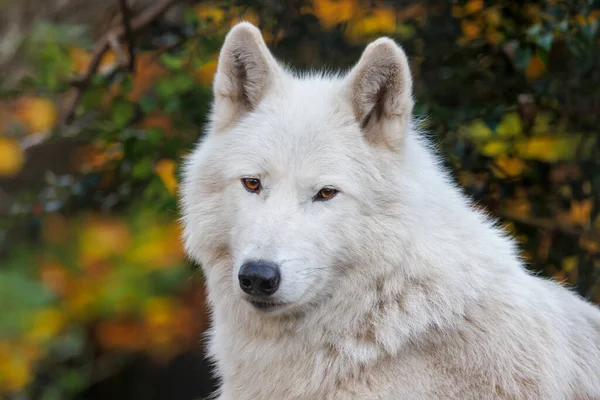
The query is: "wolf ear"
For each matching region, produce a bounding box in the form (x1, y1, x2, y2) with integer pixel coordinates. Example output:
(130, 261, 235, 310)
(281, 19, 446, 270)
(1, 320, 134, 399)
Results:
(212, 22, 281, 132)
(343, 38, 414, 150)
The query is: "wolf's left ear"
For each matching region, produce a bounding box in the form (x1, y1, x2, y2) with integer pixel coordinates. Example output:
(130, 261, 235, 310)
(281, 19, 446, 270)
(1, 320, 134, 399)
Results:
(343, 38, 414, 150)
(212, 22, 282, 132)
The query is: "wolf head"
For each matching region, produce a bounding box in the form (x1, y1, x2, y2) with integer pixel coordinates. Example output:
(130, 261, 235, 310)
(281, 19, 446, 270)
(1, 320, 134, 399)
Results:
(180, 22, 418, 316)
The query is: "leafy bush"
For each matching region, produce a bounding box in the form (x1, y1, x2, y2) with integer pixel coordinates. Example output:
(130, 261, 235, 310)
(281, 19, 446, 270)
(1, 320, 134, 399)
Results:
(0, 0, 598, 397)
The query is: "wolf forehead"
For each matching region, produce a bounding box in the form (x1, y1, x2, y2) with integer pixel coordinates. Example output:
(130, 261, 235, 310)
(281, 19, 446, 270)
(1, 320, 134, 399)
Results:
(217, 84, 370, 167)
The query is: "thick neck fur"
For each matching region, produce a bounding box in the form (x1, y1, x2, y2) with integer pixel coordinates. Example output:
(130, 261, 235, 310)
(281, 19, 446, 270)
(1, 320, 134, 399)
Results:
(203, 130, 523, 398)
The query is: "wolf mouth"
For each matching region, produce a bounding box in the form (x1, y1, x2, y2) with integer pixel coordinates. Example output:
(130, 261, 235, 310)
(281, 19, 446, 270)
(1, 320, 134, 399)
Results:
(247, 299, 287, 311)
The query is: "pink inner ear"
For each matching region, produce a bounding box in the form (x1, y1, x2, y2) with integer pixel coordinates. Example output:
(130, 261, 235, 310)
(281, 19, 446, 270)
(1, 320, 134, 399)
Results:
(212, 22, 281, 132)
(345, 39, 414, 150)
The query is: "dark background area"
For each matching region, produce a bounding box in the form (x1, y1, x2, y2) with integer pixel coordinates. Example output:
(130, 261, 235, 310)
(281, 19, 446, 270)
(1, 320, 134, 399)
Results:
(0, 0, 598, 398)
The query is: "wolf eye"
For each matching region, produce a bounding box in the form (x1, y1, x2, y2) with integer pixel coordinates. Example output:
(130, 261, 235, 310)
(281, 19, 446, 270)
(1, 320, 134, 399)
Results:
(315, 187, 338, 201)
(241, 178, 261, 193)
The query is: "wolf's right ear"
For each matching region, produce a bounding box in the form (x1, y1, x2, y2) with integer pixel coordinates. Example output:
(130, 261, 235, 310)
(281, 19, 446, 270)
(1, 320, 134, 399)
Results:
(211, 22, 282, 132)
(342, 38, 414, 151)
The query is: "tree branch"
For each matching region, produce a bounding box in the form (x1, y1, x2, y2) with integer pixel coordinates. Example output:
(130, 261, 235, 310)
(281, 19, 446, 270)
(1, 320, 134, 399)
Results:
(119, 0, 136, 72)
(60, 0, 180, 125)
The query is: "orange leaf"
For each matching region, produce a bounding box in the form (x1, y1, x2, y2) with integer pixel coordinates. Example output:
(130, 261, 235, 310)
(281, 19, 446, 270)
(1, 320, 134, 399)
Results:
(312, 0, 358, 30)
(465, 0, 484, 14)
(0, 138, 25, 177)
(96, 319, 147, 351)
(79, 216, 131, 266)
(39, 259, 70, 297)
(492, 155, 526, 178)
(461, 19, 481, 40)
(345, 7, 396, 44)
(567, 199, 592, 226)
(13, 97, 57, 134)
(193, 59, 218, 86)
(525, 55, 546, 80)
(138, 113, 175, 137)
(155, 159, 178, 195)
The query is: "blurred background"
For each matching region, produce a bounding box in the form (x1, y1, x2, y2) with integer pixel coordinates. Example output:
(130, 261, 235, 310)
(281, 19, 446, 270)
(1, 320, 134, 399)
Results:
(0, 0, 599, 399)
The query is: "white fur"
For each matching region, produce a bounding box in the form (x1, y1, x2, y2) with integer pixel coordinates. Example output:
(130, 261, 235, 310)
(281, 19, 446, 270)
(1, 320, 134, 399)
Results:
(180, 22, 600, 400)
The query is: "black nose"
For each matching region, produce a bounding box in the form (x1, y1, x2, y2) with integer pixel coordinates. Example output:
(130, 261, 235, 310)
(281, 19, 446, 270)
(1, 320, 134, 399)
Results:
(238, 260, 281, 296)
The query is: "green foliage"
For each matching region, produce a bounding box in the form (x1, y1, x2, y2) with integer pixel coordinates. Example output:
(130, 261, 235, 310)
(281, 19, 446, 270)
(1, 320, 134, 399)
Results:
(0, 0, 599, 397)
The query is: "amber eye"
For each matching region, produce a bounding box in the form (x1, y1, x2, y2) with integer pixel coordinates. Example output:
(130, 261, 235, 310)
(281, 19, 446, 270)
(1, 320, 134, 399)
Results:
(241, 178, 261, 193)
(315, 187, 338, 201)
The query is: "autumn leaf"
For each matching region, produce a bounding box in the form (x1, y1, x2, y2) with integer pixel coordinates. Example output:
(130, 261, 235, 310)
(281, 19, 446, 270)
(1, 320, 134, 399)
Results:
(481, 140, 509, 157)
(459, 119, 493, 141)
(126, 222, 185, 269)
(345, 7, 396, 44)
(311, 0, 357, 30)
(465, 0, 484, 15)
(0, 138, 25, 177)
(79, 217, 131, 266)
(13, 97, 57, 134)
(461, 20, 481, 41)
(0, 349, 31, 392)
(492, 155, 526, 178)
(25, 308, 64, 344)
(69, 46, 120, 76)
(193, 59, 218, 86)
(496, 112, 523, 138)
(155, 159, 178, 195)
(39, 259, 70, 297)
(525, 55, 546, 80)
(515, 136, 575, 162)
(194, 3, 226, 25)
(96, 319, 147, 351)
(567, 200, 592, 226)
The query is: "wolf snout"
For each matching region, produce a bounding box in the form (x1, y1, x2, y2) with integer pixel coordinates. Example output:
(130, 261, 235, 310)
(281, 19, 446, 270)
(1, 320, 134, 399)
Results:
(238, 260, 281, 296)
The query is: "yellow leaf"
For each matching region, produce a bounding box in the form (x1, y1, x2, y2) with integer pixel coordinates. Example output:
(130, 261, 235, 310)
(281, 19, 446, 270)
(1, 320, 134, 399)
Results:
(515, 136, 573, 162)
(69, 46, 92, 74)
(194, 3, 226, 24)
(312, 0, 357, 30)
(496, 112, 523, 138)
(345, 7, 396, 43)
(0, 349, 31, 392)
(481, 140, 509, 157)
(144, 297, 174, 328)
(567, 200, 592, 226)
(126, 223, 184, 269)
(26, 308, 65, 344)
(525, 55, 546, 80)
(230, 9, 260, 27)
(492, 155, 526, 178)
(79, 217, 131, 266)
(14, 97, 57, 134)
(579, 236, 599, 254)
(465, 0, 484, 15)
(0, 137, 25, 176)
(461, 20, 481, 40)
(155, 159, 178, 194)
(562, 256, 578, 273)
(459, 119, 493, 140)
(193, 59, 218, 86)
(484, 7, 502, 26)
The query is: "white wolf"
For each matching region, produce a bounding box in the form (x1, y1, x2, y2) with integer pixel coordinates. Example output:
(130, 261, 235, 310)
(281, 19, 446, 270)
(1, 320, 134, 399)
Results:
(180, 22, 600, 400)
